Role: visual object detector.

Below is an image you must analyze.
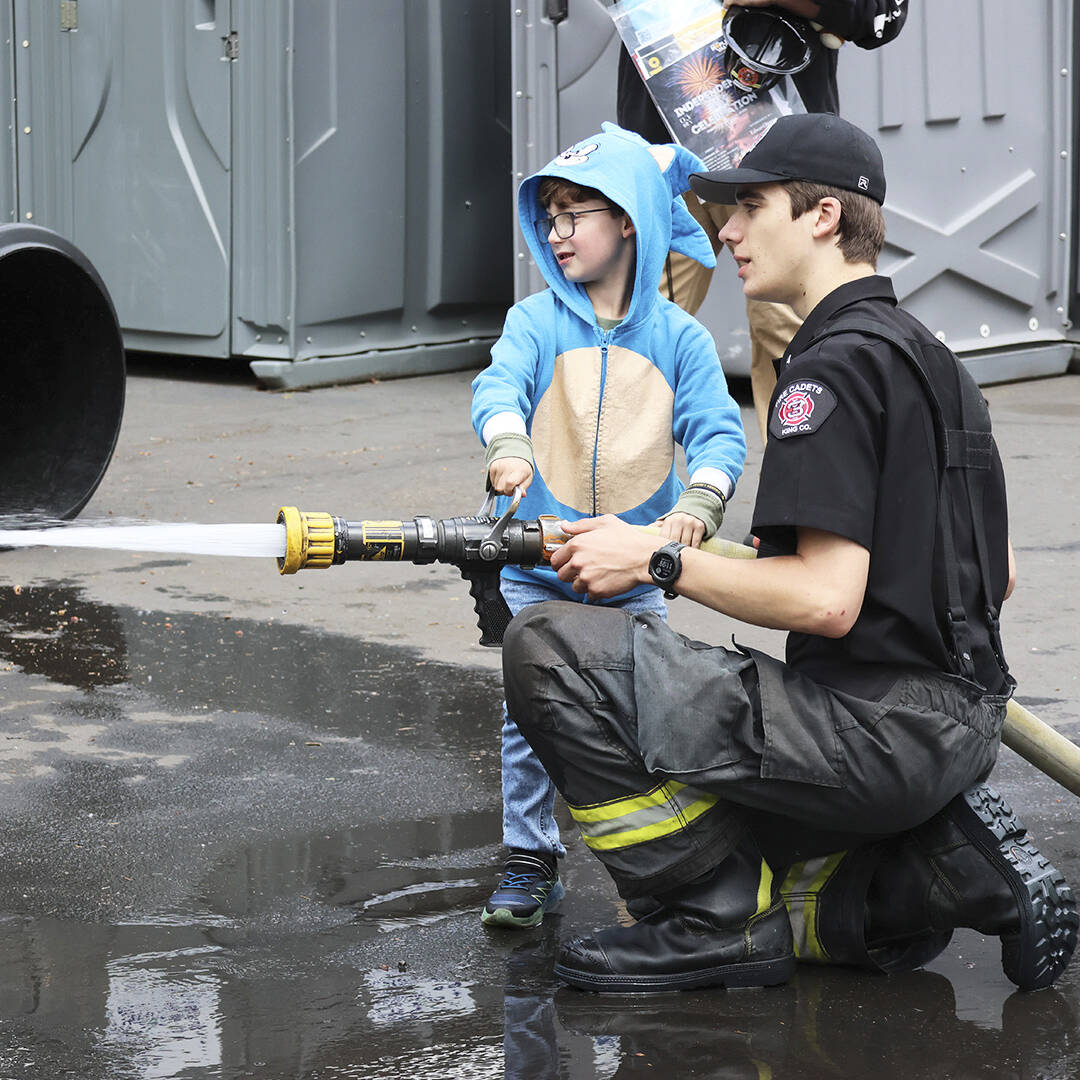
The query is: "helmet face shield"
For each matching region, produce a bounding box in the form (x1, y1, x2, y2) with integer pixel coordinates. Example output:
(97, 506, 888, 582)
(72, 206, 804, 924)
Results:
(723, 8, 816, 92)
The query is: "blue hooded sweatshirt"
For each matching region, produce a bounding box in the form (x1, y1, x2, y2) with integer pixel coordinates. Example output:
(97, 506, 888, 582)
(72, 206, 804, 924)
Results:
(472, 122, 746, 599)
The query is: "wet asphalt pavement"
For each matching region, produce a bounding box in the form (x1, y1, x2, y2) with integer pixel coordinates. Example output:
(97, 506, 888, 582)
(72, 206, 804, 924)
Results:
(0, 361, 1078, 1079)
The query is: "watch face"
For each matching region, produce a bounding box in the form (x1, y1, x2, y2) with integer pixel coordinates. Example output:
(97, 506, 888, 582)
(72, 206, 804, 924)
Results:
(654, 553, 675, 578)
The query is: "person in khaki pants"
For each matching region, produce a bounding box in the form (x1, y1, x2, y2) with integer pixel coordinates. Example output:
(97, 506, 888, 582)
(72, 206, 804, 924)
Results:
(616, 0, 908, 443)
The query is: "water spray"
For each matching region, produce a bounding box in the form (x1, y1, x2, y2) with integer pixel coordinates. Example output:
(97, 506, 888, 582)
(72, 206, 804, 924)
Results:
(0, 521, 286, 559)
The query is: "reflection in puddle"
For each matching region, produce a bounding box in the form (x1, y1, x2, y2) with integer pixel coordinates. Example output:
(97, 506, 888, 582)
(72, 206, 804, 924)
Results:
(363, 968, 477, 1025)
(351, 877, 485, 933)
(105, 947, 224, 1079)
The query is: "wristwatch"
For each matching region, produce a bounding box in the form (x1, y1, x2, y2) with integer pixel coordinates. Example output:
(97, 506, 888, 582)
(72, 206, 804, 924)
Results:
(649, 541, 687, 599)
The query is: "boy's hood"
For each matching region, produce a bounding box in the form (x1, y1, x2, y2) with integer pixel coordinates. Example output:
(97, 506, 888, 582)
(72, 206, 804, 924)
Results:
(518, 122, 716, 327)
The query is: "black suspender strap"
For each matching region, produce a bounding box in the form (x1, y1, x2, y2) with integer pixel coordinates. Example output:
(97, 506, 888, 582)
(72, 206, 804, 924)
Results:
(949, 357, 1010, 678)
(804, 317, 1008, 683)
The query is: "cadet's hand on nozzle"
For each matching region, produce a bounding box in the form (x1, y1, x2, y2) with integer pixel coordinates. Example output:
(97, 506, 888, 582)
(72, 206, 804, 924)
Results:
(655, 512, 706, 548)
(549, 515, 662, 599)
(488, 457, 533, 496)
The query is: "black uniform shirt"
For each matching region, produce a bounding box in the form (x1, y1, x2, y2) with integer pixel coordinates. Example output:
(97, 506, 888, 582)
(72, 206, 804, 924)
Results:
(751, 276, 1010, 696)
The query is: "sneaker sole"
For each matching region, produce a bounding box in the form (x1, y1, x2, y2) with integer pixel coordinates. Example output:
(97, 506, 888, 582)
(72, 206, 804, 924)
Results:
(480, 879, 565, 930)
(956, 784, 1078, 991)
(553, 951, 796, 994)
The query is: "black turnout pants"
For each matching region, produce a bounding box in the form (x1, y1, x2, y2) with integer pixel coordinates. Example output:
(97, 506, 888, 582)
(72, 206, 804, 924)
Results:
(503, 602, 1006, 900)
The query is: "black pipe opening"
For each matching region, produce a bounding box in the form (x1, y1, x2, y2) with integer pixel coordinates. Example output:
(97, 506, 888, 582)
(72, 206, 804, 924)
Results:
(0, 225, 125, 520)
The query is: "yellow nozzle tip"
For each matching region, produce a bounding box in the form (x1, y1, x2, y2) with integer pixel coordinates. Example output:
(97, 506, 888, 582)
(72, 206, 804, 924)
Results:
(277, 506, 304, 574)
(276, 507, 337, 573)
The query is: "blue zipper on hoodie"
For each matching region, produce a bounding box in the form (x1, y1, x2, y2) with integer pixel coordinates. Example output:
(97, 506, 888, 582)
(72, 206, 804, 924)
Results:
(592, 324, 613, 517)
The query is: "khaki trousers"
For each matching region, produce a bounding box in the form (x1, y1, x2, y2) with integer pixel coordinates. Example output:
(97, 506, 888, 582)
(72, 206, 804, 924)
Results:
(661, 196, 802, 444)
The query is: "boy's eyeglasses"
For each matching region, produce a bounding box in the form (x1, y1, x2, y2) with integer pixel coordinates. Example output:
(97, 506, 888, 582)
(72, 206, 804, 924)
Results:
(534, 208, 611, 243)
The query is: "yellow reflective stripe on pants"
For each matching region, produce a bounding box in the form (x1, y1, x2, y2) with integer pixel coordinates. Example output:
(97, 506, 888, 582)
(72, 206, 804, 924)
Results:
(755, 858, 774, 917)
(568, 780, 719, 852)
(780, 852, 847, 962)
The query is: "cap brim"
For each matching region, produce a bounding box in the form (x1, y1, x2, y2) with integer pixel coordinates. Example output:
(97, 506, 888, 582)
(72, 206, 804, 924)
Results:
(689, 167, 788, 205)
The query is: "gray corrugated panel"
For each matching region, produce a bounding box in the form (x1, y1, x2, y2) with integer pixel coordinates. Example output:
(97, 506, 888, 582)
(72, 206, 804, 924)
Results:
(13, 0, 73, 234)
(840, 0, 1073, 371)
(231, 0, 294, 350)
(425, 2, 514, 315)
(510, 0, 558, 300)
(0, 6, 16, 224)
(14, 0, 232, 356)
(237, 0, 512, 386)
(293, 0, 406, 327)
(511, 0, 617, 300)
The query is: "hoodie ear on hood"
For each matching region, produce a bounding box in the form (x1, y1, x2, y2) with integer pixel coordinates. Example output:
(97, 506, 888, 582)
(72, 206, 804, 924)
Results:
(518, 123, 716, 325)
(643, 141, 718, 272)
(596, 123, 716, 272)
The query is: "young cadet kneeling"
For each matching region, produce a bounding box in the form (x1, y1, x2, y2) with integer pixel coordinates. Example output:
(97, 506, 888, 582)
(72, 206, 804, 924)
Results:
(502, 114, 1079, 993)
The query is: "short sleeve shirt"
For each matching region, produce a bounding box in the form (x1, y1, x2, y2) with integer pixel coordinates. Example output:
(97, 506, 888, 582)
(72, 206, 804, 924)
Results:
(751, 276, 1010, 694)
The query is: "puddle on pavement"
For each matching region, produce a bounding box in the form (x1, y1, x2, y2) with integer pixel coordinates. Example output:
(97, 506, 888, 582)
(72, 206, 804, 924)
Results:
(0, 583, 1078, 1078)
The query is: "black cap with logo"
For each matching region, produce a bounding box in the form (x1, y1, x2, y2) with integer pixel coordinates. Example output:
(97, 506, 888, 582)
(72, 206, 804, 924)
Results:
(689, 113, 886, 206)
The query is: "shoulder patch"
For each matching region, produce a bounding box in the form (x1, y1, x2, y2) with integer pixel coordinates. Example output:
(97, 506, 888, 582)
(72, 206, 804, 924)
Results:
(769, 379, 838, 440)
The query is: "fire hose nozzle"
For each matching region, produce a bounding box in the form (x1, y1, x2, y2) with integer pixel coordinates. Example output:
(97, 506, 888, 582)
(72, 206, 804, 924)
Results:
(277, 506, 336, 574)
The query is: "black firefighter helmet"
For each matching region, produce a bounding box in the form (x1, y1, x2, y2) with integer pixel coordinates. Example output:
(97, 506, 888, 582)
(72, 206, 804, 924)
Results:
(722, 5, 819, 92)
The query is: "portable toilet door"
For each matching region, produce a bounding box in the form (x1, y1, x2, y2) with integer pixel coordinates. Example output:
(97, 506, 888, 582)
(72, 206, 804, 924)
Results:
(11, 0, 233, 358)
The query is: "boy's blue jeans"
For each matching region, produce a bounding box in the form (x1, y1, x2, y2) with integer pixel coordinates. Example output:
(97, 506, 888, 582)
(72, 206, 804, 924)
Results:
(499, 575, 668, 859)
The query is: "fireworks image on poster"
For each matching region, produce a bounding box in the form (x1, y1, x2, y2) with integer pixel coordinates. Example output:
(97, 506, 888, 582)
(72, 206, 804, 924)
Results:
(643, 39, 801, 170)
(609, 0, 806, 172)
(673, 51, 724, 99)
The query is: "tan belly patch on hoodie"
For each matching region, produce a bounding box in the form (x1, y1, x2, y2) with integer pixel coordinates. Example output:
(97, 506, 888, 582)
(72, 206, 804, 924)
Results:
(532, 346, 674, 515)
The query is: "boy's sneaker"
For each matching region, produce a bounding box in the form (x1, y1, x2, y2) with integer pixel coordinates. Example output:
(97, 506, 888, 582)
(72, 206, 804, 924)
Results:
(481, 853, 564, 929)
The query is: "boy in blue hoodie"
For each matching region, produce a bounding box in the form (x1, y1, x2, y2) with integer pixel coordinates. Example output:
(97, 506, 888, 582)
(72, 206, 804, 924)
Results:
(472, 123, 746, 928)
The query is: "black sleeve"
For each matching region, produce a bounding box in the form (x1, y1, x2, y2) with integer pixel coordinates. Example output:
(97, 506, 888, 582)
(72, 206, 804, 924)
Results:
(813, 0, 908, 50)
(751, 344, 884, 552)
(616, 47, 671, 144)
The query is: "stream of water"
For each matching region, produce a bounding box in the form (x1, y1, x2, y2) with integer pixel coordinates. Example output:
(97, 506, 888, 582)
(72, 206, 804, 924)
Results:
(0, 522, 287, 558)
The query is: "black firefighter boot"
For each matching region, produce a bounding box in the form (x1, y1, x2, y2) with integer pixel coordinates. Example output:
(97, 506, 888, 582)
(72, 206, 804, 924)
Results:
(554, 837, 796, 993)
(867, 783, 1078, 991)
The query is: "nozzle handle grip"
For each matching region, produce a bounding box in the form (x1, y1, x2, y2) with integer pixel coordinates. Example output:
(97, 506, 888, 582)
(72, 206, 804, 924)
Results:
(461, 567, 513, 647)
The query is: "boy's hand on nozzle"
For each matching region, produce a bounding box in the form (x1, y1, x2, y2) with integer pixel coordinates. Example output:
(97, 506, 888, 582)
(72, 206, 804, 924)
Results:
(484, 430, 534, 496)
(488, 457, 533, 496)
(661, 482, 726, 542)
(654, 512, 706, 548)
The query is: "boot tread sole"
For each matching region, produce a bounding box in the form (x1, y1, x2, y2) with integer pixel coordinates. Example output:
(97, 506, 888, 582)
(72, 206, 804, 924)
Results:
(959, 784, 1078, 990)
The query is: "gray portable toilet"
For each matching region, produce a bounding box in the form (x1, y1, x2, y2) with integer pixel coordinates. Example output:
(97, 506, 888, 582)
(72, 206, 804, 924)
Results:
(0, 0, 513, 389)
(510, 0, 1079, 382)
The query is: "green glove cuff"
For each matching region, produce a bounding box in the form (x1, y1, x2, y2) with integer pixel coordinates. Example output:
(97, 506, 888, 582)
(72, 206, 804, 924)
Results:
(663, 483, 726, 539)
(485, 431, 534, 469)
